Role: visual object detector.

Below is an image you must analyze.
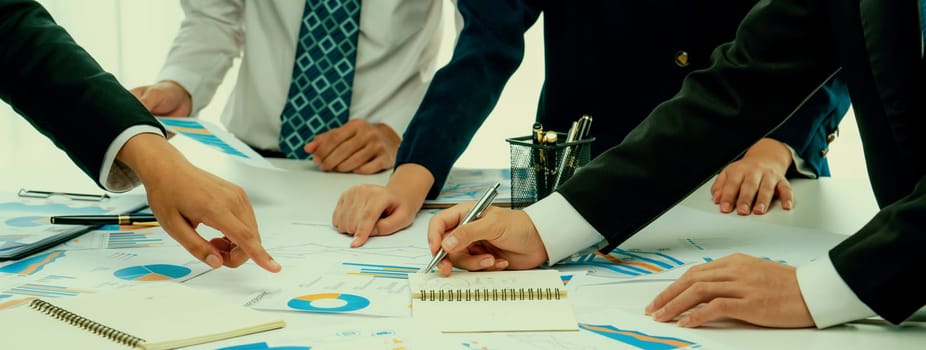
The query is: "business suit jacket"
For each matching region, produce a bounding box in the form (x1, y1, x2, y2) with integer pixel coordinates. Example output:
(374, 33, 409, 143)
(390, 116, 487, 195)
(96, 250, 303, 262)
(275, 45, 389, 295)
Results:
(397, 0, 850, 198)
(0, 0, 163, 187)
(558, 0, 925, 324)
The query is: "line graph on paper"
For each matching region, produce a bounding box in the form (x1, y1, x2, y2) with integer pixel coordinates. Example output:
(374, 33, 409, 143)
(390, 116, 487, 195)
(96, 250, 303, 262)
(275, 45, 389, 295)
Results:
(559, 248, 688, 279)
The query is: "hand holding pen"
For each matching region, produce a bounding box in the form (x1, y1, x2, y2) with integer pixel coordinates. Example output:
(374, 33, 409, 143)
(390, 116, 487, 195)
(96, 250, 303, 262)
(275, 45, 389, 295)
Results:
(425, 184, 549, 276)
(421, 182, 500, 273)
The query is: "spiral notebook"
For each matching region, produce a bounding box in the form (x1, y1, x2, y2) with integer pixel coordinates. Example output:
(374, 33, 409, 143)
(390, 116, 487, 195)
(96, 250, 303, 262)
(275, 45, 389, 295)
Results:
(409, 269, 578, 333)
(0, 283, 286, 349)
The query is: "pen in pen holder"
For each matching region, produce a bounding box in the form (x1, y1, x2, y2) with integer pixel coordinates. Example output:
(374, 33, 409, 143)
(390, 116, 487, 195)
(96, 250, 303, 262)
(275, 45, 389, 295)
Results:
(506, 133, 594, 209)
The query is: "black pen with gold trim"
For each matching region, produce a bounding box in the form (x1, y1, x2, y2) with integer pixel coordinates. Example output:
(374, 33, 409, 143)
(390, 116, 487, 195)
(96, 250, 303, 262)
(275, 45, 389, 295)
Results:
(49, 214, 159, 226)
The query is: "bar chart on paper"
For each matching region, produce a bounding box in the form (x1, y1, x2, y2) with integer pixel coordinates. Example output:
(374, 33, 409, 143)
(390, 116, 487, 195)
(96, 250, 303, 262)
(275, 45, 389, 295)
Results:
(342, 262, 418, 280)
(3, 275, 93, 299)
(158, 117, 278, 169)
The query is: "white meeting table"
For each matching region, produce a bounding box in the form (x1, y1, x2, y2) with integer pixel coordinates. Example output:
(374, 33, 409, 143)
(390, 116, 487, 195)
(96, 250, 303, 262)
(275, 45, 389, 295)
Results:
(0, 138, 923, 350)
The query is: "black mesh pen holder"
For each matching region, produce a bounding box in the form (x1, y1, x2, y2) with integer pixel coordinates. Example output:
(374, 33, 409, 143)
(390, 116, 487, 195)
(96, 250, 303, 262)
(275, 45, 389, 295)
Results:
(506, 134, 594, 209)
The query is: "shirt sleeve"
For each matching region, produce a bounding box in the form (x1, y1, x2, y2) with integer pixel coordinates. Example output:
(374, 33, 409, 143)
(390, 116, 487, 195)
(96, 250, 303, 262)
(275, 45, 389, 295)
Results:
(394, 1, 542, 198)
(523, 192, 606, 264)
(155, 0, 245, 115)
(796, 254, 876, 328)
(784, 143, 817, 178)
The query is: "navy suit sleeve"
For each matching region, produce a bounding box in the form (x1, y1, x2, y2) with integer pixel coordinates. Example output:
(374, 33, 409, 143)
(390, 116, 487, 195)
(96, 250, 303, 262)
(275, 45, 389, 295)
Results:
(766, 72, 850, 177)
(395, 0, 541, 199)
(0, 0, 164, 187)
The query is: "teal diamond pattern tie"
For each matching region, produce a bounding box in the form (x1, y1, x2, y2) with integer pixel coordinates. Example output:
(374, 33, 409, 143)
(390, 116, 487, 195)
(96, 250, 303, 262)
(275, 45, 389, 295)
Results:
(921, 0, 926, 49)
(279, 0, 361, 159)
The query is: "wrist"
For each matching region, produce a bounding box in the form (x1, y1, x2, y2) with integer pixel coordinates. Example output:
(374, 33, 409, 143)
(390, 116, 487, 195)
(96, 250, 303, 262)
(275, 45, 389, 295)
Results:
(374, 123, 401, 144)
(116, 133, 190, 185)
(388, 163, 434, 210)
(745, 138, 793, 173)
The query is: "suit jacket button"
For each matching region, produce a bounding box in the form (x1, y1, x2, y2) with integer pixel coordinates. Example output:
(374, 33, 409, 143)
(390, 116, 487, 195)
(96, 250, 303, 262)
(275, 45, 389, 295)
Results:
(821, 148, 830, 157)
(826, 133, 837, 143)
(675, 51, 689, 67)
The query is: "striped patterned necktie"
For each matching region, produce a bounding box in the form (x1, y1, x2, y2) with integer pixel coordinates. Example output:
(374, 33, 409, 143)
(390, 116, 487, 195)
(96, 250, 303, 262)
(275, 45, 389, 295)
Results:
(279, 0, 362, 159)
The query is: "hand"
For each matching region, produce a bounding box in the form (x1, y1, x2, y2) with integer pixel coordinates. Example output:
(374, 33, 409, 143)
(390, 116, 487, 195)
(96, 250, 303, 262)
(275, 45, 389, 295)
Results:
(130, 80, 193, 117)
(304, 119, 400, 174)
(332, 164, 433, 247)
(645, 253, 813, 328)
(427, 204, 548, 276)
(712, 137, 794, 215)
(117, 133, 281, 273)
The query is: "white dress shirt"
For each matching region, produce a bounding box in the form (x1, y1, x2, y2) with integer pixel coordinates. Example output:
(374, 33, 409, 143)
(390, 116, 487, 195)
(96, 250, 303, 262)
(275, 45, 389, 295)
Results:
(157, 0, 449, 151)
(525, 192, 875, 328)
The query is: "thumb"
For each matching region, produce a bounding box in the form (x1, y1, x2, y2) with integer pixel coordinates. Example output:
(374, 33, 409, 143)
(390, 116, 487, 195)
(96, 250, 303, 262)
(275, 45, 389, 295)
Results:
(131, 88, 158, 112)
(303, 140, 320, 154)
(374, 208, 415, 236)
(129, 86, 147, 100)
(159, 211, 224, 269)
(441, 218, 495, 254)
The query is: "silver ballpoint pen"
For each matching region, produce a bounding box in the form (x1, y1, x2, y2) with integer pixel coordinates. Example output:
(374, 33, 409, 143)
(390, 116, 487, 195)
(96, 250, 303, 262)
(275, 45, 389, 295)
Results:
(420, 182, 501, 273)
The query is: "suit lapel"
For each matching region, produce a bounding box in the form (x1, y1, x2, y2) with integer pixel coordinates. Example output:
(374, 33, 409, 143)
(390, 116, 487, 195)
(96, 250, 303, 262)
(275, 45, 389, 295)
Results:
(858, 0, 921, 117)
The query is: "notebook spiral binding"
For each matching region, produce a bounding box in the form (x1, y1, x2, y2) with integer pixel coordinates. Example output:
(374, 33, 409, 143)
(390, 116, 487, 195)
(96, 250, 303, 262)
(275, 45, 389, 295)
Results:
(30, 299, 145, 347)
(414, 287, 566, 302)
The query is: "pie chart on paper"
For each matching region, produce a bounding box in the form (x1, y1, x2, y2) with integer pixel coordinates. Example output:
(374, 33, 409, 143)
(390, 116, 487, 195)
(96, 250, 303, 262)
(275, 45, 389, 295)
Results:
(287, 293, 370, 313)
(113, 264, 191, 281)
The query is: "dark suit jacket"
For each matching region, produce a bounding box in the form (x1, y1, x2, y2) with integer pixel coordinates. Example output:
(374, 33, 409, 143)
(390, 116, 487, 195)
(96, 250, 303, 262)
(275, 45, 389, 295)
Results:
(558, 0, 924, 324)
(396, 0, 850, 198)
(0, 0, 163, 187)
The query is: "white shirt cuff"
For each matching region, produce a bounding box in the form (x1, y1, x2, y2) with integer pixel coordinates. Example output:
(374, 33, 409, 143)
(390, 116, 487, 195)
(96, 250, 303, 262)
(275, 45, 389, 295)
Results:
(784, 144, 817, 178)
(796, 255, 876, 328)
(523, 192, 605, 265)
(100, 126, 165, 193)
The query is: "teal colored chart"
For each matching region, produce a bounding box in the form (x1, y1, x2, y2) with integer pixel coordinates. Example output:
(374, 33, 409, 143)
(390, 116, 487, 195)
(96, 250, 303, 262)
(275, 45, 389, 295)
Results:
(160, 118, 248, 158)
(113, 264, 191, 281)
(2, 201, 106, 227)
(5, 215, 47, 227)
(287, 293, 370, 313)
(218, 342, 310, 350)
(579, 323, 698, 349)
(0, 251, 66, 275)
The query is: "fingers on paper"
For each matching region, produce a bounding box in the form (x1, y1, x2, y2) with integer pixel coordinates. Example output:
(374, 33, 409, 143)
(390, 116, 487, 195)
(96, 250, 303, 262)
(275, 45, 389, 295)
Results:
(647, 258, 733, 315)
(776, 180, 794, 210)
(158, 211, 223, 269)
(710, 171, 726, 204)
(202, 210, 281, 273)
(332, 187, 395, 248)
